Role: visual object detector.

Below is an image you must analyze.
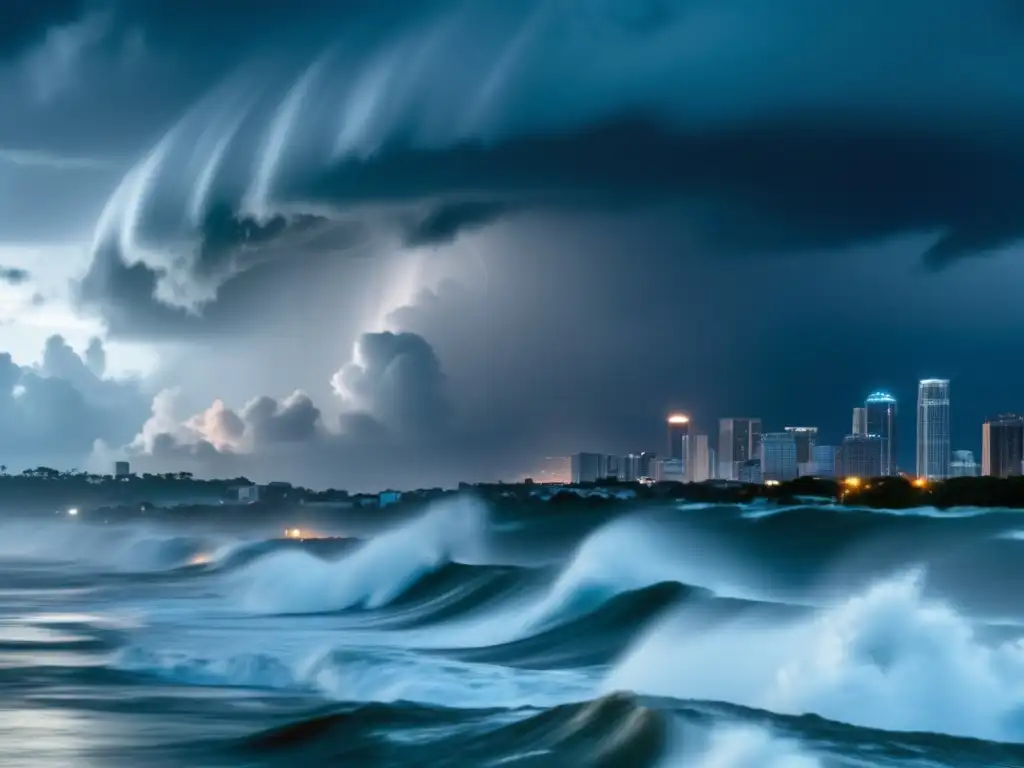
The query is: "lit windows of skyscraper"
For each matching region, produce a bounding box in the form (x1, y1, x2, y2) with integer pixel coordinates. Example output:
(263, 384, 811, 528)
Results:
(761, 432, 799, 482)
(865, 392, 898, 475)
(916, 379, 951, 480)
(981, 415, 1024, 478)
(718, 417, 762, 481)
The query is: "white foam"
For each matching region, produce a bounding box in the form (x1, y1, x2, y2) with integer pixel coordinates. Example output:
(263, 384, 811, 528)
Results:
(692, 726, 821, 768)
(605, 570, 1024, 742)
(230, 497, 489, 615)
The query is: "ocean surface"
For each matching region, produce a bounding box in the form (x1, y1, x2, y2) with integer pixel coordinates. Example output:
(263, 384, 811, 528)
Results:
(3, 498, 1024, 767)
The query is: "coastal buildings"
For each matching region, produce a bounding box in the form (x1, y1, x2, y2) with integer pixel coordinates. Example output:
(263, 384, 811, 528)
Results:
(812, 445, 838, 478)
(917, 379, 951, 480)
(114, 461, 130, 478)
(761, 432, 798, 482)
(865, 392, 898, 475)
(685, 434, 711, 483)
(667, 414, 689, 462)
(951, 450, 979, 478)
(982, 415, 1024, 478)
(784, 426, 817, 476)
(839, 434, 883, 479)
(571, 453, 605, 484)
(852, 407, 867, 436)
(718, 417, 762, 481)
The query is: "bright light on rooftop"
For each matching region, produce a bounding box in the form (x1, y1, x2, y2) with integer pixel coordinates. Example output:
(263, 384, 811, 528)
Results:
(667, 414, 689, 424)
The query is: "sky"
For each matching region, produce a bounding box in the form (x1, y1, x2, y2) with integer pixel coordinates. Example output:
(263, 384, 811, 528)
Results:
(2, 0, 1024, 489)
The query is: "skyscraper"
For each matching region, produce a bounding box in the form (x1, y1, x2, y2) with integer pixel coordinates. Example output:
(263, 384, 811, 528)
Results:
(685, 434, 711, 483)
(917, 379, 951, 480)
(951, 450, 979, 478)
(852, 407, 867, 436)
(761, 432, 799, 482)
(839, 434, 883, 478)
(982, 415, 1024, 478)
(571, 453, 605, 484)
(718, 417, 762, 480)
(865, 391, 898, 475)
(784, 426, 817, 474)
(667, 414, 690, 462)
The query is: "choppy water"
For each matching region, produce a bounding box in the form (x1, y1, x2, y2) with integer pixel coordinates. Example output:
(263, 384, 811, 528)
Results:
(4, 497, 1024, 766)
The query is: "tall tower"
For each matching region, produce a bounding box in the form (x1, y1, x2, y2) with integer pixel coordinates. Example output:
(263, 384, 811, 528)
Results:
(865, 392, 898, 475)
(916, 379, 950, 480)
(667, 414, 690, 462)
(718, 417, 762, 481)
(852, 407, 867, 436)
(982, 415, 1024, 478)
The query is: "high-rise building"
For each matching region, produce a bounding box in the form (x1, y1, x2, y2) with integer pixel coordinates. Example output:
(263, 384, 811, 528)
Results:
(570, 453, 605, 484)
(839, 434, 883, 478)
(811, 444, 839, 478)
(784, 426, 817, 473)
(685, 434, 711, 483)
(982, 415, 1024, 478)
(761, 432, 799, 482)
(718, 418, 762, 481)
(865, 392, 898, 475)
(667, 414, 690, 462)
(951, 450, 979, 478)
(917, 379, 951, 480)
(114, 461, 131, 478)
(852, 407, 867, 436)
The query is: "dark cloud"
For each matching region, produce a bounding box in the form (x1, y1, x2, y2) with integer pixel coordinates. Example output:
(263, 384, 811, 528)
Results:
(401, 202, 509, 248)
(69, 0, 1024, 338)
(0, 0, 87, 60)
(0, 266, 29, 285)
(242, 391, 320, 445)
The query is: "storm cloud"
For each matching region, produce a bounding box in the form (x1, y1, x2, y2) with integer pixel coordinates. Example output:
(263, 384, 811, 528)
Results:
(67, 0, 1024, 338)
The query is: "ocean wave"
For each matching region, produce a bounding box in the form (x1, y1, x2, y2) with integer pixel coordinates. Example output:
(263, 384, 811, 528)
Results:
(111, 642, 595, 710)
(228, 497, 490, 615)
(239, 692, 668, 768)
(604, 569, 1024, 743)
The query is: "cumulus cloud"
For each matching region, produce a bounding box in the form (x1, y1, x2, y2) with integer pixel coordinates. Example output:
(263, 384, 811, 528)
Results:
(119, 330, 467, 489)
(0, 335, 150, 467)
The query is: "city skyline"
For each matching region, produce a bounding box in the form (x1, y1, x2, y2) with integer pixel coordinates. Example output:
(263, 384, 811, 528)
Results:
(571, 375, 1024, 485)
(3, 2, 1024, 492)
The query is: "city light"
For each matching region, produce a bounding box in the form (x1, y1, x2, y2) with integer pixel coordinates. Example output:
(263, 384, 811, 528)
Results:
(667, 414, 689, 424)
(913, 477, 928, 488)
(764, 479, 781, 486)
(843, 477, 861, 488)
(286, 528, 302, 539)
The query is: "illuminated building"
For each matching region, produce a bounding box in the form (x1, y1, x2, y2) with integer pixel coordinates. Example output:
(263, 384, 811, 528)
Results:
(685, 434, 711, 483)
(812, 444, 838, 478)
(852, 407, 867, 436)
(951, 449, 979, 478)
(784, 426, 817, 475)
(865, 392, 898, 475)
(916, 379, 951, 480)
(760, 432, 798, 482)
(718, 417, 762, 481)
(839, 434, 883, 478)
(667, 414, 690, 462)
(982, 415, 1024, 478)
